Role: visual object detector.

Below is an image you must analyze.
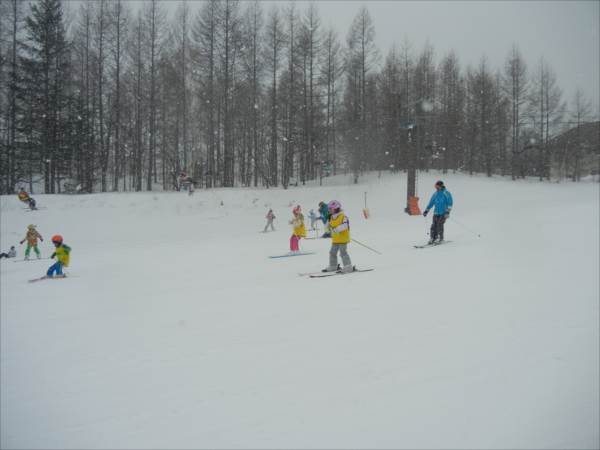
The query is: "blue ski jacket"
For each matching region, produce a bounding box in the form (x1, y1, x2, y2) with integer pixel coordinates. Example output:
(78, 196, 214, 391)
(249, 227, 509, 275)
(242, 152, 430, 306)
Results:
(425, 188, 453, 215)
(318, 203, 329, 224)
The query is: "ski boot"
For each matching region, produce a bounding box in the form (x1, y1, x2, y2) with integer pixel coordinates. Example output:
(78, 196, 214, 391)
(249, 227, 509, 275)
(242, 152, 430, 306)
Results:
(322, 264, 341, 273)
(340, 265, 355, 274)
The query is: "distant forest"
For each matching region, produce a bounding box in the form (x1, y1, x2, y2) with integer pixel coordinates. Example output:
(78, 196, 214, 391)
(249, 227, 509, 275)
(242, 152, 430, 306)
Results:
(1, 0, 598, 194)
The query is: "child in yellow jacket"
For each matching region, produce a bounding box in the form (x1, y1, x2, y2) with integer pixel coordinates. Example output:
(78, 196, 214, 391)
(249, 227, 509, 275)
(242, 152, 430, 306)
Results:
(323, 200, 353, 273)
(20, 224, 43, 259)
(289, 205, 306, 252)
(17, 188, 37, 210)
(46, 235, 71, 278)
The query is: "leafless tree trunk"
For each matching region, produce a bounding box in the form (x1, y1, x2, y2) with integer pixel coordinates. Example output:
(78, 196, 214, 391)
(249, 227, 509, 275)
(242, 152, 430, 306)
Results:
(133, 12, 144, 191)
(528, 57, 564, 180)
(345, 6, 379, 183)
(282, 3, 298, 189)
(570, 88, 592, 181)
(144, 0, 165, 190)
(322, 27, 342, 181)
(265, 6, 283, 187)
(94, 0, 109, 191)
(192, 0, 219, 188)
(109, 0, 127, 191)
(504, 44, 528, 180)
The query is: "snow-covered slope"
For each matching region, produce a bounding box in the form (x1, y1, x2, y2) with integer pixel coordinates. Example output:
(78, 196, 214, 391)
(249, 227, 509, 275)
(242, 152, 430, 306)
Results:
(1, 172, 598, 449)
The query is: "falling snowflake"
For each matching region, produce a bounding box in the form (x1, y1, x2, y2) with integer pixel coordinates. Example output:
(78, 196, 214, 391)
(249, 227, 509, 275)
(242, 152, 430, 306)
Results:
(421, 100, 433, 112)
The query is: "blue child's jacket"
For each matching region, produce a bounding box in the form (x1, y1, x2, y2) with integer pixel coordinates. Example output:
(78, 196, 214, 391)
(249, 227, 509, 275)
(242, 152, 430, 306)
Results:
(319, 203, 329, 224)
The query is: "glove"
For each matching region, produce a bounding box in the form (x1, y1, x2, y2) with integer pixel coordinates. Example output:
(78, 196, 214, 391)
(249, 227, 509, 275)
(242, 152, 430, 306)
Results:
(20, 240, 24, 245)
(50, 252, 56, 259)
(423, 210, 429, 217)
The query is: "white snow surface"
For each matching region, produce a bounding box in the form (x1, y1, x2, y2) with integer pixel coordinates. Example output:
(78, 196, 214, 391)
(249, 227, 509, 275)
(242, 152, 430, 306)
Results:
(1, 172, 599, 449)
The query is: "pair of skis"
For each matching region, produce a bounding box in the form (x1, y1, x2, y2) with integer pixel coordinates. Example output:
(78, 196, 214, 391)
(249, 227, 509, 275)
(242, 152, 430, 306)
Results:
(268, 252, 374, 278)
(298, 264, 374, 278)
(303, 267, 374, 278)
(413, 240, 452, 249)
(28, 274, 68, 283)
(268, 251, 316, 259)
(13, 257, 51, 263)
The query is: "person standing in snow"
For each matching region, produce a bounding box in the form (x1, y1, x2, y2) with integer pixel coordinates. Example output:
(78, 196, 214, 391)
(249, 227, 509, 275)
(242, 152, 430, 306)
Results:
(317, 201, 331, 238)
(178, 172, 195, 195)
(19, 224, 44, 260)
(264, 209, 276, 232)
(17, 188, 37, 210)
(323, 200, 353, 273)
(0, 246, 16, 259)
(423, 180, 453, 244)
(46, 235, 71, 278)
(289, 205, 306, 252)
(308, 209, 318, 230)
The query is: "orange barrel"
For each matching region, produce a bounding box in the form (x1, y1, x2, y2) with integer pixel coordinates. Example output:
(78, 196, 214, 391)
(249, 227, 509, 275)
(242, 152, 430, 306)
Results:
(407, 196, 422, 215)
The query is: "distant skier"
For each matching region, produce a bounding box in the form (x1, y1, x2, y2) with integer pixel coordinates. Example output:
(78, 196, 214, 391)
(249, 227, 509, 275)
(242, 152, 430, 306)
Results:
(179, 172, 194, 196)
(0, 246, 16, 259)
(318, 201, 331, 238)
(19, 224, 44, 260)
(423, 180, 453, 244)
(264, 209, 276, 232)
(18, 188, 37, 210)
(289, 205, 306, 252)
(308, 209, 318, 230)
(323, 200, 353, 273)
(46, 235, 71, 278)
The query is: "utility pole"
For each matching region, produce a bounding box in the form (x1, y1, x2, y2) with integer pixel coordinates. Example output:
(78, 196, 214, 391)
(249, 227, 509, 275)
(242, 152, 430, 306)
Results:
(403, 99, 434, 215)
(405, 123, 421, 215)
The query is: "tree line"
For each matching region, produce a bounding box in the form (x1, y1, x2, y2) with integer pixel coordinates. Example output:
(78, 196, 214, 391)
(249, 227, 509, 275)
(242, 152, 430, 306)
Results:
(0, 0, 597, 194)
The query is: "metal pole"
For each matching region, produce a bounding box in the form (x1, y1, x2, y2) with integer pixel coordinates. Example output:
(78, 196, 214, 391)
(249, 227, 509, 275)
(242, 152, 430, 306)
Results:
(448, 217, 482, 238)
(351, 238, 383, 255)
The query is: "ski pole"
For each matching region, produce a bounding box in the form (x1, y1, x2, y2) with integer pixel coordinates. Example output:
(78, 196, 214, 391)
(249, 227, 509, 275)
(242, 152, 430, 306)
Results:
(351, 238, 383, 255)
(448, 217, 481, 238)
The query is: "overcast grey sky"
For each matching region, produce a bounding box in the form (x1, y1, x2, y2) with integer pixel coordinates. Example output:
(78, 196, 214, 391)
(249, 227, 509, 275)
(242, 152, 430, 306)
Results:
(303, 0, 599, 114)
(65, 0, 599, 114)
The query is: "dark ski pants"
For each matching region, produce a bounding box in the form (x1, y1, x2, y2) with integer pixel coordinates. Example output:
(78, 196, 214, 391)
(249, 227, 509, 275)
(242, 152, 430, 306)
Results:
(430, 214, 447, 241)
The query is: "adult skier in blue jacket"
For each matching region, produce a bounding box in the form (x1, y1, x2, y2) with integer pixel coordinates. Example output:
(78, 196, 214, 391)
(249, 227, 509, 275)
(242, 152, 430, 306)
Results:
(423, 180, 453, 244)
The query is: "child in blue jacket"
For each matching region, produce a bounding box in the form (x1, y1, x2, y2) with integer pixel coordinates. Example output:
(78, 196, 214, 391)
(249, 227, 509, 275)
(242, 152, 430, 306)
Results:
(318, 201, 331, 238)
(423, 180, 453, 244)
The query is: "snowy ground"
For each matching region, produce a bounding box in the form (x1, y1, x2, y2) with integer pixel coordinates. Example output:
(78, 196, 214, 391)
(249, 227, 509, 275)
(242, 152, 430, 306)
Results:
(1, 172, 598, 449)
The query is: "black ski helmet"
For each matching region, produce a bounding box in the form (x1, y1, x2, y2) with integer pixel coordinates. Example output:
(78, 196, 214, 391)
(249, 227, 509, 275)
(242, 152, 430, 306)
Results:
(435, 180, 444, 187)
